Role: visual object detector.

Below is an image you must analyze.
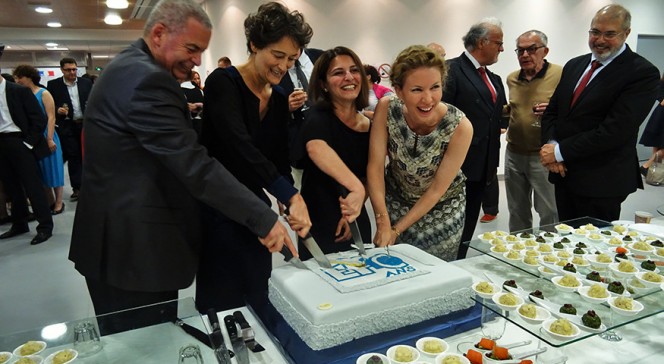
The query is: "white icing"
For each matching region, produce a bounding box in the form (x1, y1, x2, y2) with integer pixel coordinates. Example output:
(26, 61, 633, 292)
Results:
(269, 244, 474, 350)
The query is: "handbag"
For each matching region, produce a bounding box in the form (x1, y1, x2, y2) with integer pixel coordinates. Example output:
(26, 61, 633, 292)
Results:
(646, 154, 664, 186)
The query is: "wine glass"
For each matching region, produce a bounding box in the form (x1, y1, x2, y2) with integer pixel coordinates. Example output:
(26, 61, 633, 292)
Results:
(295, 79, 309, 112)
(481, 302, 506, 341)
(532, 102, 543, 127)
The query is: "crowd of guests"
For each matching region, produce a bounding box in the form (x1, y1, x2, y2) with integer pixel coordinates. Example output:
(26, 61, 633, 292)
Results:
(1, 0, 661, 325)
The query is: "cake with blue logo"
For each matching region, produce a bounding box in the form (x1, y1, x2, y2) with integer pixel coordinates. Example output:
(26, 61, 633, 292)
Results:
(268, 244, 474, 351)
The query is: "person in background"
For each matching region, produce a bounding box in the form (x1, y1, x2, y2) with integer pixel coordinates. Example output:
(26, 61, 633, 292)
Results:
(47, 57, 93, 202)
(68, 0, 295, 329)
(427, 42, 446, 58)
(367, 45, 473, 261)
(504, 30, 561, 232)
(198, 1, 312, 313)
(361, 64, 394, 121)
(639, 73, 664, 177)
(217, 56, 232, 68)
(540, 4, 659, 221)
(13, 64, 66, 215)
(443, 18, 507, 258)
(181, 70, 204, 135)
(0, 44, 54, 246)
(295, 46, 371, 258)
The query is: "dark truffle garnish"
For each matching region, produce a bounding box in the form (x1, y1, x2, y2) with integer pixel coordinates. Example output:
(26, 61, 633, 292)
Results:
(650, 240, 664, 248)
(560, 237, 571, 243)
(600, 230, 612, 236)
(623, 236, 633, 242)
(614, 253, 628, 262)
(543, 232, 554, 237)
(560, 303, 577, 315)
(366, 355, 385, 364)
(573, 248, 586, 255)
(608, 281, 625, 294)
(553, 242, 565, 249)
(536, 236, 546, 243)
(529, 290, 544, 300)
(641, 260, 656, 271)
(575, 242, 587, 249)
(586, 271, 602, 282)
(563, 263, 577, 273)
(520, 232, 532, 238)
(582, 310, 602, 329)
(503, 280, 518, 289)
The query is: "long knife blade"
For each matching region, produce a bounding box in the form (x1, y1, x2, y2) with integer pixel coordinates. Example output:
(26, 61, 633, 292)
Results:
(207, 309, 232, 364)
(233, 311, 265, 353)
(224, 315, 249, 364)
(280, 245, 307, 269)
(337, 185, 366, 255)
(301, 233, 333, 268)
(174, 319, 213, 349)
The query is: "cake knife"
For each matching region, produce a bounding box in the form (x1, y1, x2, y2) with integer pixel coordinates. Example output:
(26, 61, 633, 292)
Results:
(280, 244, 307, 269)
(224, 315, 250, 364)
(283, 207, 333, 268)
(207, 309, 232, 364)
(337, 185, 366, 256)
(233, 310, 266, 353)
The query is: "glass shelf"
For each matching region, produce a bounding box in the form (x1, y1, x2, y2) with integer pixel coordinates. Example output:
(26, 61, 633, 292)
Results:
(467, 217, 664, 347)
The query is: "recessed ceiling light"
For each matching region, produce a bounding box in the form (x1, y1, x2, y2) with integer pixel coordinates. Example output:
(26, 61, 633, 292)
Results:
(45, 42, 58, 47)
(47, 47, 69, 51)
(104, 14, 123, 25)
(35, 6, 53, 14)
(47, 22, 62, 28)
(107, 0, 129, 9)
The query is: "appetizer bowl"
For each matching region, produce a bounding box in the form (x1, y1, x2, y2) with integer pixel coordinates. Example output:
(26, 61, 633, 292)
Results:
(416, 337, 448, 357)
(13, 341, 47, 357)
(608, 262, 639, 279)
(555, 224, 573, 235)
(502, 251, 523, 262)
(516, 303, 551, 325)
(0, 352, 13, 364)
(542, 318, 581, 341)
(607, 296, 644, 317)
(356, 353, 390, 364)
(44, 349, 78, 364)
(539, 231, 559, 242)
(634, 271, 664, 288)
(538, 266, 557, 278)
(551, 275, 583, 293)
(577, 286, 609, 304)
(14, 355, 43, 364)
(490, 245, 511, 255)
(491, 292, 524, 311)
(387, 345, 421, 364)
(585, 254, 612, 269)
(627, 242, 654, 256)
(472, 281, 502, 300)
(477, 233, 496, 245)
(435, 353, 470, 364)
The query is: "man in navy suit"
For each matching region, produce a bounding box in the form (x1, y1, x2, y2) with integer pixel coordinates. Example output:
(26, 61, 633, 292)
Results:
(0, 44, 54, 245)
(47, 57, 93, 201)
(443, 19, 507, 258)
(540, 4, 659, 222)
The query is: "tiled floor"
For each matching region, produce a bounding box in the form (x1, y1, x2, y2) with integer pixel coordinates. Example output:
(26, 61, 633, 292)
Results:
(0, 177, 662, 336)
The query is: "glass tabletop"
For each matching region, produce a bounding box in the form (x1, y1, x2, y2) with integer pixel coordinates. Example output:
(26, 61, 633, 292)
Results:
(466, 217, 664, 347)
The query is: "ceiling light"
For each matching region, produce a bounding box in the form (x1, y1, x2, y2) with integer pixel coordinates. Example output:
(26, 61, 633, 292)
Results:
(35, 7, 53, 14)
(47, 47, 69, 51)
(107, 0, 129, 9)
(104, 14, 123, 25)
(47, 22, 62, 28)
(45, 42, 58, 47)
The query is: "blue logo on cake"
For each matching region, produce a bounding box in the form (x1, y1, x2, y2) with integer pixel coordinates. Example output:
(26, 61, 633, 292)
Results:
(323, 253, 417, 283)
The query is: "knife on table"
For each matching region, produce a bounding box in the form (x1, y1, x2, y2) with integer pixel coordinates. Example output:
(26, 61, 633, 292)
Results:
(233, 311, 265, 353)
(337, 185, 366, 255)
(224, 315, 250, 364)
(207, 309, 232, 364)
(283, 207, 333, 268)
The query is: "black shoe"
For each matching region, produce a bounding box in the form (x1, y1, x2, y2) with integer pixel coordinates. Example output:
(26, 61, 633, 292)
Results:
(0, 225, 30, 239)
(30, 231, 52, 245)
(640, 166, 648, 177)
(70, 191, 79, 201)
(52, 203, 65, 215)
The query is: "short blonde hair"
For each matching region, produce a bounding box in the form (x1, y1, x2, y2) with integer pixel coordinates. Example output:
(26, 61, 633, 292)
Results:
(390, 45, 447, 89)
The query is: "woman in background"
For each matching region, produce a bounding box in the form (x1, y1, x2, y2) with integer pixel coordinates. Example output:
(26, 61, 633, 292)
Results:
(361, 64, 394, 121)
(296, 46, 371, 258)
(367, 45, 473, 261)
(13, 65, 65, 215)
(197, 2, 312, 313)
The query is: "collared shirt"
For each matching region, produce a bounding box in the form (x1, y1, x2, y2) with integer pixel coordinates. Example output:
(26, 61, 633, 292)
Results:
(517, 60, 550, 82)
(64, 77, 84, 119)
(0, 78, 22, 133)
(287, 50, 314, 88)
(464, 50, 497, 94)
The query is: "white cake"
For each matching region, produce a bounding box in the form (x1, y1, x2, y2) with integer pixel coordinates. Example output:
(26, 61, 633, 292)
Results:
(268, 244, 474, 350)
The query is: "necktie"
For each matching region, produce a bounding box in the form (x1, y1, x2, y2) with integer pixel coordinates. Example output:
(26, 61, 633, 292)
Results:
(295, 60, 309, 91)
(570, 60, 602, 107)
(478, 67, 496, 103)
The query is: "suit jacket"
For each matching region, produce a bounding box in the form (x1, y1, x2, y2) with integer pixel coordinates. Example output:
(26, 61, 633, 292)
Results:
(541, 45, 660, 198)
(69, 38, 279, 292)
(5, 81, 49, 159)
(443, 53, 507, 182)
(46, 75, 93, 122)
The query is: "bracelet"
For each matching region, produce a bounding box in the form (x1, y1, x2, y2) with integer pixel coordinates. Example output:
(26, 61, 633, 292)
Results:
(375, 212, 388, 219)
(391, 226, 401, 237)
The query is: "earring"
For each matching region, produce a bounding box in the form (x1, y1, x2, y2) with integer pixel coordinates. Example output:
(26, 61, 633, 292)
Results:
(323, 88, 328, 92)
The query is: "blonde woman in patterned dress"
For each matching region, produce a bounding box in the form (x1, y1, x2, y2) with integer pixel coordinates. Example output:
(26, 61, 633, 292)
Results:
(367, 45, 473, 261)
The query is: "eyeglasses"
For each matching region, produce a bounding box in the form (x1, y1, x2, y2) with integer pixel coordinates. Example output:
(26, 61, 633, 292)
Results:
(486, 40, 504, 47)
(62, 68, 78, 72)
(588, 29, 623, 40)
(515, 45, 545, 56)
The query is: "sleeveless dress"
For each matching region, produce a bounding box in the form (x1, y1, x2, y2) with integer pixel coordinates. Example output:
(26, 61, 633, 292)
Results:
(384, 96, 466, 261)
(34, 88, 65, 187)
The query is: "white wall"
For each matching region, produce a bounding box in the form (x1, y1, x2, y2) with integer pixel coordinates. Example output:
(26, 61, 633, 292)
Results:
(199, 0, 664, 83)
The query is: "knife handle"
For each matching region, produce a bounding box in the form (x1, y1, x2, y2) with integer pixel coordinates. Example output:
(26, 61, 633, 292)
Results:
(280, 244, 295, 261)
(224, 315, 239, 340)
(233, 311, 250, 330)
(207, 309, 221, 331)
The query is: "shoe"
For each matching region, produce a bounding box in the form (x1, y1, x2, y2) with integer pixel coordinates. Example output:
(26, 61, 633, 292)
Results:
(640, 166, 648, 177)
(30, 231, 52, 245)
(0, 225, 30, 239)
(480, 214, 497, 223)
(52, 203, 65, 215)
(70, 191, 79, 202)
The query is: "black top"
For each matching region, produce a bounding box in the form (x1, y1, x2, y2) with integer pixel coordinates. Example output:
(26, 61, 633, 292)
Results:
(182, 85, 204, 118)
(298, 106, 371, 258)
(201, 66, 296, 206)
